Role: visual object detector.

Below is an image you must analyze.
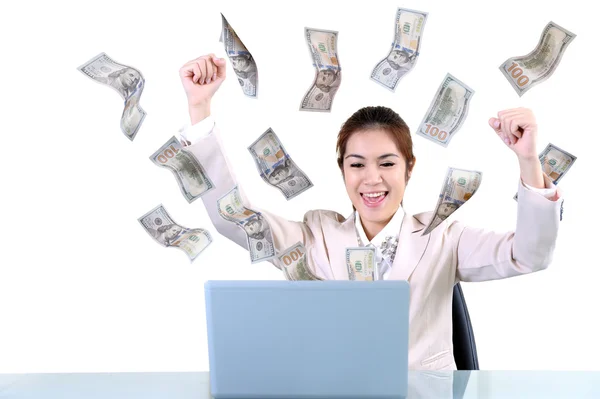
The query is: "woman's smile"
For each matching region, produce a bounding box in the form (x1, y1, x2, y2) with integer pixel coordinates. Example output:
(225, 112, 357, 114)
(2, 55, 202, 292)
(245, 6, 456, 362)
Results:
(361, 191, 389, 207)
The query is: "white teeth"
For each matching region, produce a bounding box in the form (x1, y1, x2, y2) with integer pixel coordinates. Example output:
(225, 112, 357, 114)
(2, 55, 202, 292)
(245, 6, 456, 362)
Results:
(363, 192, 386, 198)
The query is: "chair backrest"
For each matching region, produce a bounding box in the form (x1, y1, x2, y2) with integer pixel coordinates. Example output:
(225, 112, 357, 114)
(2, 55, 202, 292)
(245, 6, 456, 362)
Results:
(452, 283, 479, 370)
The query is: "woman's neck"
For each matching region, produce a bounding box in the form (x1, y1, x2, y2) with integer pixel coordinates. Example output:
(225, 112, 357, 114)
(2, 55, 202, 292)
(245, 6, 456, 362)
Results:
(359, 204, 402, 242)
(361, 219, 390, 242)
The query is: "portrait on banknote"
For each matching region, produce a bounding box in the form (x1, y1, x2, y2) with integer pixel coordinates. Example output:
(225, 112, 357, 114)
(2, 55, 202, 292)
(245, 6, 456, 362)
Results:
(436, 202, 459, 221)
(230, 53, 257, 86)
(96, 67, 142, 100)
(152, 224, 183, 246)
(242, 217, 272, 241)
(266, 158, 300, 185)
(382, 49, 417, 77)
(315, 68, 340, 93)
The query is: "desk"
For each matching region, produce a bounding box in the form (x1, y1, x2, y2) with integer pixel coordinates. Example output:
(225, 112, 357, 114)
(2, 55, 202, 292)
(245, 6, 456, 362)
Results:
(1, 371, 599, 398)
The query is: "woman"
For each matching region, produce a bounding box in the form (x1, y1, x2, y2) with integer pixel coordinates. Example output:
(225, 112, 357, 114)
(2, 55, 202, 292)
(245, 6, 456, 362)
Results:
(176, 54, 563, 370)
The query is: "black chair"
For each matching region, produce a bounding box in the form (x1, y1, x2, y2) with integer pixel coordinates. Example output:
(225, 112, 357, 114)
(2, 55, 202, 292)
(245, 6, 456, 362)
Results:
(452, 283, 479, 370)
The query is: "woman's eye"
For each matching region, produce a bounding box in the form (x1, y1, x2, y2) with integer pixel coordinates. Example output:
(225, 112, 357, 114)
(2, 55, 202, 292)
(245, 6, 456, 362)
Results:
(350, 163, 363, 168)
(381, 162, 395, 167)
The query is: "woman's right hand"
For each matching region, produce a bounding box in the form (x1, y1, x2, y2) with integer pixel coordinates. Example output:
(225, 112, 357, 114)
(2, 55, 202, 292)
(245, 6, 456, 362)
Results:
(179, 54, 227, 124)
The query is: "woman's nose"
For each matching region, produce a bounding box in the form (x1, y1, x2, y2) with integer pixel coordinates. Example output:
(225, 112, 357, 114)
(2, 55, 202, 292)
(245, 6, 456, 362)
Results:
(363, 166, 382, 184)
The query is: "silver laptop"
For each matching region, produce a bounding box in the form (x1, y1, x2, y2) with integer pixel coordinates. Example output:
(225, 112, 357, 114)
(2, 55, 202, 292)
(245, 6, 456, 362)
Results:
(205, 280, 410, 398)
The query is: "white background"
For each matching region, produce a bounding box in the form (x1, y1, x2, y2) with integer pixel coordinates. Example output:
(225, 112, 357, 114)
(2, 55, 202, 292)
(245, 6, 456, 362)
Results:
(1, 0, 598, 372)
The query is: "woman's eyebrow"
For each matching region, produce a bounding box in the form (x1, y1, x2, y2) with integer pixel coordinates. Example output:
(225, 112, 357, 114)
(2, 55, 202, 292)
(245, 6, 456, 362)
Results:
(345, 154, 365, 159)
(378, 153, 400, 160)
(344, 153, 400, 160)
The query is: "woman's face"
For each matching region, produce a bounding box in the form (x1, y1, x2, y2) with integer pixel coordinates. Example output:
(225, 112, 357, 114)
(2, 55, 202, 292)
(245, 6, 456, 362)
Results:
(342, 129, 409, 227)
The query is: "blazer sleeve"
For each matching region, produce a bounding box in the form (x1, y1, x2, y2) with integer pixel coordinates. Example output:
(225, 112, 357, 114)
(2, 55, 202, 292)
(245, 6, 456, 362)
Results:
(178, 117, 322, 275)
(454, 173, 563, 283)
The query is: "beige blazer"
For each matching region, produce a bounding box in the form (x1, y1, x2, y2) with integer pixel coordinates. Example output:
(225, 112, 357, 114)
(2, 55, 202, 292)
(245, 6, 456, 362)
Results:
(183, 121, 564, 371)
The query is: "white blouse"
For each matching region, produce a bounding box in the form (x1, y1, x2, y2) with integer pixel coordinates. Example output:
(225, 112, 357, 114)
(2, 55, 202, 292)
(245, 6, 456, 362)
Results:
(355, 206, 404, 280)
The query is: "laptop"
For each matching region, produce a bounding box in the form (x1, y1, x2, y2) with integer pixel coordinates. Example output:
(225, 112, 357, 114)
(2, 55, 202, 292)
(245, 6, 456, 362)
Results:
(205, 280, 410, 398)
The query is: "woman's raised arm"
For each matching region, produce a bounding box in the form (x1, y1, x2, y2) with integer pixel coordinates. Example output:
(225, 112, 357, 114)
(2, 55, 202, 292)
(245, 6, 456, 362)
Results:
(455, 107, 564, 282)
(177, 54, 326, 277)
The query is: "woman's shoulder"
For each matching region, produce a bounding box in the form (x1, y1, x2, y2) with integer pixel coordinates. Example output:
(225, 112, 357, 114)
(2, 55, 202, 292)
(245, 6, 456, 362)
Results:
(412, 210, 467, 238)
(302, 209, 351, 225)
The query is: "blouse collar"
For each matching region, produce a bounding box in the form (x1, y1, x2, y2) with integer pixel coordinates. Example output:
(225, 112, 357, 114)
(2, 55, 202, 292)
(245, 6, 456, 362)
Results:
(355, 205, 405, 247)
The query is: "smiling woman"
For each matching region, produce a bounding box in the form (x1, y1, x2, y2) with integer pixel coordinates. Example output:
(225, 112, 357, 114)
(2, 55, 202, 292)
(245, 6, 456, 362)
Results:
(174, 54, 564, 371)
(336, 106, 416, 241)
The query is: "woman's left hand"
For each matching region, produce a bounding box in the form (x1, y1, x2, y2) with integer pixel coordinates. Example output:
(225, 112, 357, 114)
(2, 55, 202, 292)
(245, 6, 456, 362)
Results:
(488, 108, 538, 160)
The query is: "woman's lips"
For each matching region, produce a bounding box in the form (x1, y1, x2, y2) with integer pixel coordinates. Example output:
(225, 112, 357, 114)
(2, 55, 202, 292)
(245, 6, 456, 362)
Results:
(361, 192, 388, 208)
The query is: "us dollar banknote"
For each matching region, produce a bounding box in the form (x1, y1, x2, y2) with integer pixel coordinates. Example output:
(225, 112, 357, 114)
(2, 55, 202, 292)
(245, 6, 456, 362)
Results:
(300, 28, 341, 112)
(138, 204, 212, 262)
(279, 242, 323, 281)
(346, 247, 376, 281)
(423, 168, 482, 236)
(514, 143, 576, 201)
(78, 52, 146, 140)
(371, 7, 428, 91)
(248, 128, 313, 200)
(217, 186, 275, 263)
(150, 136, 214, 203)
(500, 21, 576, 97)
(416, 73, 474, 147)
(220, 14, 258, 98)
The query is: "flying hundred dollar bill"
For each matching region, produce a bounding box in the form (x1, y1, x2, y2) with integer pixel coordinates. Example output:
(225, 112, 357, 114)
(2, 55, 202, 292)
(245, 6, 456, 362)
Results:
(346, 247, 376, 281)
(279, 242, 323, 280)
(514, 143, 576, 201)
(416, 73, 474, 147)
(371, 7, 428, 91)
(500, 21, 576, 97)
(150, 136, 215, 203)
(422, 167, 482, 236)
(78, 52, 146, 140)
(138, 204, 212, 262)
(300, 28, 342, 112)
(217, 186, 275, 263)
(248, 128, 313, 200)
(220, 14, 258, 98)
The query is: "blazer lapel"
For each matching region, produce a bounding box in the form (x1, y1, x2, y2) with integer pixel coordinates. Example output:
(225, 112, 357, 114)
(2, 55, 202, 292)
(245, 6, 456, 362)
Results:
(389, 212, 430, 281)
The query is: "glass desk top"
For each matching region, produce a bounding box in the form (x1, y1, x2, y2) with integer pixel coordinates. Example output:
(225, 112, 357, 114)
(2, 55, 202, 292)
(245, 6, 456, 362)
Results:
(1, 370, 599, 398)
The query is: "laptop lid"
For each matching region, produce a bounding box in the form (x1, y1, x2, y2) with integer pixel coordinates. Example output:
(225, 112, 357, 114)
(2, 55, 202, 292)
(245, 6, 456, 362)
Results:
(205, 280, 409, 398)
